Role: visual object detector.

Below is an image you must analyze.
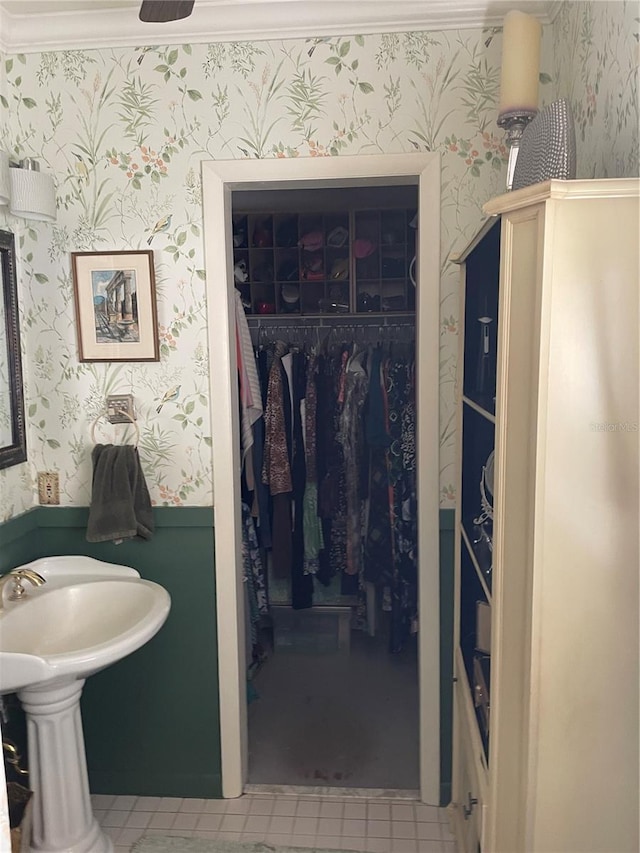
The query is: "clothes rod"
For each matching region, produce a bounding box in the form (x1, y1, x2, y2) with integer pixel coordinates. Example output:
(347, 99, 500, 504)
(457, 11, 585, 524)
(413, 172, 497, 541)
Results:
(248, 322, 415, 348)
(245, 313, 416, 329)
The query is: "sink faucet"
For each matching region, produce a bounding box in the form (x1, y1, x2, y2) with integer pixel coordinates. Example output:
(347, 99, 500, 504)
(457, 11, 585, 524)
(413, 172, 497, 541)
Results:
(0, 568, 46, 609)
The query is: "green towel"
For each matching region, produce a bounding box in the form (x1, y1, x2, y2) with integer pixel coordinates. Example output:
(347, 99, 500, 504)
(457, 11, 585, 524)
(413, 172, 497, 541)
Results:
(86, 444, 154, 543)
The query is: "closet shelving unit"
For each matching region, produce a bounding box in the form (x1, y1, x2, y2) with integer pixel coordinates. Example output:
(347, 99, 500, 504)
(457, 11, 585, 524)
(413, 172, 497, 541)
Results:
(449, 179, 639, 853)
(451, 216, 500, 853)
(458, 216, 499, 691)
(235, 187, 419, 617)
(233, 185, 417, 318)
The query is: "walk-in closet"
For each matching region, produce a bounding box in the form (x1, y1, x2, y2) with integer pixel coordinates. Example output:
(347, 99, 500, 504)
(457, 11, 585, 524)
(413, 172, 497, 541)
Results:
(233, 184, 423, 792)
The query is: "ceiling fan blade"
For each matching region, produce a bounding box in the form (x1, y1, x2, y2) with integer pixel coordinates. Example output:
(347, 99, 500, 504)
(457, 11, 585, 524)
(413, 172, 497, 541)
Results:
(139, 0, 195, 23)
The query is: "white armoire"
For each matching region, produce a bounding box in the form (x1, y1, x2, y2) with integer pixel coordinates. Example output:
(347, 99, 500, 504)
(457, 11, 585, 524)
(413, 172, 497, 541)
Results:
(450, 179, 639, 853)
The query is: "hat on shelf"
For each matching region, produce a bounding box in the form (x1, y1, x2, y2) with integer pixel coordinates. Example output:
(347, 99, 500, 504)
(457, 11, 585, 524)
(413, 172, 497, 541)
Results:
(281, 283, 300, 304)
(298, 230, 324, 252)
(327, 225, 348, 248)
(330, 258, 349, 280)
(353, 238, 376, 259)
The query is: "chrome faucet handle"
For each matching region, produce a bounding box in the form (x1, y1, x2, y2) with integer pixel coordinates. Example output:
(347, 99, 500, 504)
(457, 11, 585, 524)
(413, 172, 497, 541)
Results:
(0, 568, 46, 608)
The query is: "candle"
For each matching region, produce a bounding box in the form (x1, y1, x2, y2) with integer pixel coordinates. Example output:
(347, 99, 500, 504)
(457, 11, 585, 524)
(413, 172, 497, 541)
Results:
(498, 10, 542, 115)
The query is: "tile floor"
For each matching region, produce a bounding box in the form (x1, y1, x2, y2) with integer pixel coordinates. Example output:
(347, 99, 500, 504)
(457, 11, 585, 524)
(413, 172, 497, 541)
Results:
(96, 790, 457, 852)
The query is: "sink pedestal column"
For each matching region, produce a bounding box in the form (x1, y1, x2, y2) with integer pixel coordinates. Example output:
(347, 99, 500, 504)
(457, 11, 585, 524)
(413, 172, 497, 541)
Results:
(18, 679, 112, 853)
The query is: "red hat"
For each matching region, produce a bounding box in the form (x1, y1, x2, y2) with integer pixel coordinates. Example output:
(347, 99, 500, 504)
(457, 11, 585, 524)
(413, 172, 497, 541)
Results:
(353, 238, 376, 259)
(298, 230, 324, 251)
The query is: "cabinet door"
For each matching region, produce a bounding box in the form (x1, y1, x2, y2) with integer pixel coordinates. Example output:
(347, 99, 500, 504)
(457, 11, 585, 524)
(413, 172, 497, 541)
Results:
(490, 189, 640, 853)
(452, 672, 486, 853)
(486, 205, 543, 853)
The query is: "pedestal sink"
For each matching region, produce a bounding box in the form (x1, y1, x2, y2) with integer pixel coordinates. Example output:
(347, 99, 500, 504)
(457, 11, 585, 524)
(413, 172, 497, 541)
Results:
(0, 556, 171, 853)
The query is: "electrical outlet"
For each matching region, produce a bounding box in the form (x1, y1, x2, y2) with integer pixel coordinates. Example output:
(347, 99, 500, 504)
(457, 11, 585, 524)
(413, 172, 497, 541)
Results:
(38, 472, 60, 505)
(106, 394, 136, 424)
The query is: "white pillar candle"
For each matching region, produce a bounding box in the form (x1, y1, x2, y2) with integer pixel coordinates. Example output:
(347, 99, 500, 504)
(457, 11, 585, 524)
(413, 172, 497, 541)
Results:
(499, 10, 542, 115)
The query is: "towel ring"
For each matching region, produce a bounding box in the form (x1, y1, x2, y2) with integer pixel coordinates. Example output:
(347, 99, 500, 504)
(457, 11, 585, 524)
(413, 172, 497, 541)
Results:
(90, 411, 140, 447)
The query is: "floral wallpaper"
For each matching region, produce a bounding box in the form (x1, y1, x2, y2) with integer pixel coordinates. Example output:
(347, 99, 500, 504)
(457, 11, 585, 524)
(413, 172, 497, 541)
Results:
(554, 1, 639, 178)
(0, 1, 637, 521)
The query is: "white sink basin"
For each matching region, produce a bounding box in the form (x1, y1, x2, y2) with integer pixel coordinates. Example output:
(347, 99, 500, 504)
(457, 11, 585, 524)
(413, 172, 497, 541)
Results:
(0, 579, 170, 693)
(0, 556, 171, 853)
(0, 556, 171, 694)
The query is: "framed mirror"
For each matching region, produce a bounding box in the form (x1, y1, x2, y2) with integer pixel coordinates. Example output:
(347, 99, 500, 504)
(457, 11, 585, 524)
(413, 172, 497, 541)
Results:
(0, 230, 26, 468)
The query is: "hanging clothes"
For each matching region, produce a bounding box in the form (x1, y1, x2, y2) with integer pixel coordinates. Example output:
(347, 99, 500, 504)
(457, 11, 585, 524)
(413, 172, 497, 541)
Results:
(290, 350, 313, 610)
(339, 349, 369, 578)
(385, 354, 418, 653)
(315, 352, 344, 588)
(241, 501, 268, 650)
(262, 342, 292, 496)
(249, 329, 418, 650)
(364, 346, 394, 587)
(338, 347, 370, 627)
(302, 354, 324, 576)
(235, 290, 263, 471)
(262, 342, 293, 579)
(251, 346, 272, 549)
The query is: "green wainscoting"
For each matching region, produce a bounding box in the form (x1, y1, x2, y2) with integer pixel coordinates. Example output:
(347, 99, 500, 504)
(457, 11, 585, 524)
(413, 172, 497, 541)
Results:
(0, 506, 454, 803)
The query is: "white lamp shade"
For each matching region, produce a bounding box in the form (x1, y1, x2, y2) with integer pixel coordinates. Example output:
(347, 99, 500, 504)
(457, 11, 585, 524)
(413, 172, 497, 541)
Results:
(0, 152, 9, 207)
(499, 10, 542, 115)
(9, 166, 57, 222)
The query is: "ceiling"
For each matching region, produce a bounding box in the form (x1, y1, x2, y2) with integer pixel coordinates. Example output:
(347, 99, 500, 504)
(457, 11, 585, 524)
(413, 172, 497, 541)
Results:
(0, 0, 560, 53)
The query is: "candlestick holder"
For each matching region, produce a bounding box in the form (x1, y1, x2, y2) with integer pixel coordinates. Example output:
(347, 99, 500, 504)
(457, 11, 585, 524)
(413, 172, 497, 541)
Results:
(497, 108, 537, 190)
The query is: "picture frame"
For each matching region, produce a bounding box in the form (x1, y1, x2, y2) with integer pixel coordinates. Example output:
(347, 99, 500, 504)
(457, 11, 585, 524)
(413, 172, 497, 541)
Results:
(71, 250, 159, 362)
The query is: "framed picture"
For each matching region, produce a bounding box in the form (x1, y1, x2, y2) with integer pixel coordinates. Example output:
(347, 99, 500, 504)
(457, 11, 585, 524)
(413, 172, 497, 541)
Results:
(71, 250, 159, 362)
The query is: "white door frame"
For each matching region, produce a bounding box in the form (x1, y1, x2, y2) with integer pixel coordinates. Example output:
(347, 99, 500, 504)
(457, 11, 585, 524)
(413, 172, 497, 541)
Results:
(202, 152, 441, 803)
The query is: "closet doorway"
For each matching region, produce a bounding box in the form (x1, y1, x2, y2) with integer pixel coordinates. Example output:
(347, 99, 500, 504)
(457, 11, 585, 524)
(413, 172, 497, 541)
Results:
(202, 153, 441, 803)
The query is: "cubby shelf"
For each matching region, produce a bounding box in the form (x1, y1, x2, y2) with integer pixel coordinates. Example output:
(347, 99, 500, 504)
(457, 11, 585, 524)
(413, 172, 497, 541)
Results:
(232, 205, 417, 317)
(462, 395, 496, 424)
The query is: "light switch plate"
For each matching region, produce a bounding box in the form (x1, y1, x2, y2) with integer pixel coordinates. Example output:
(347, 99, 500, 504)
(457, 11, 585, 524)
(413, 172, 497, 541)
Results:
(38, 472, 60, 505)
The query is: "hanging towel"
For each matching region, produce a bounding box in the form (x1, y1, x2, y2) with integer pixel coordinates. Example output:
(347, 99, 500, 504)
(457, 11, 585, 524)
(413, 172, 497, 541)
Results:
(86, 444, 155, 543)
(235, 289, 263, 464)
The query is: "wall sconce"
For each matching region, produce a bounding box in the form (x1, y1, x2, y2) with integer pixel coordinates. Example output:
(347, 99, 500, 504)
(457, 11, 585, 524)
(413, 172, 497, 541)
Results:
(497, 10, 542, 190)
(0, 154, 57, 222)
(0, 152, 10, 207)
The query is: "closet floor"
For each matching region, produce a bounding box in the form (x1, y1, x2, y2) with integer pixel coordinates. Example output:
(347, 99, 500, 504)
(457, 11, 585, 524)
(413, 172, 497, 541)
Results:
(248, 627, 419, 790)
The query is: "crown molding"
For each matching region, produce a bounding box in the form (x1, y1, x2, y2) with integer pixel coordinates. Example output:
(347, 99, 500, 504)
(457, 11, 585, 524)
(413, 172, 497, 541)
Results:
(0, 1, 557, 54)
